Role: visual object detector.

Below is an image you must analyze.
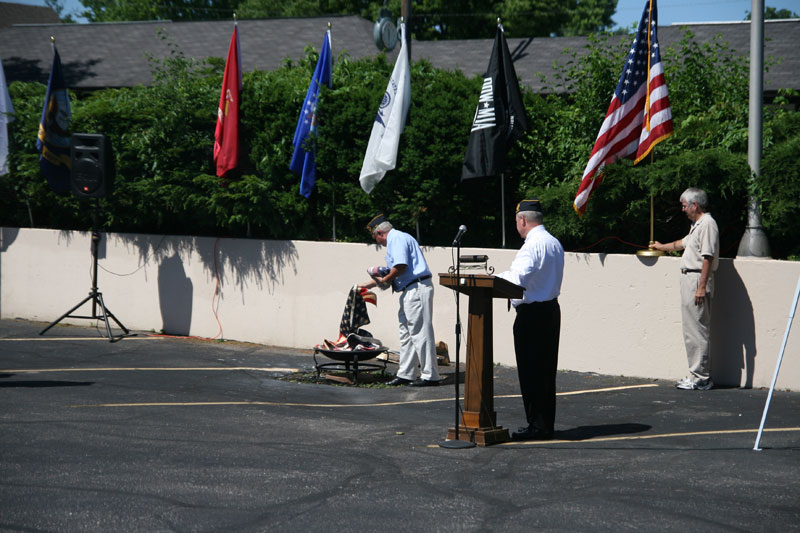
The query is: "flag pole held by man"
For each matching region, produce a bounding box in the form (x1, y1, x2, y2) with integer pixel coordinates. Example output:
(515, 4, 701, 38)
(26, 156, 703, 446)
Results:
(461, 21, 530, 181)
(36, 39, 72, 194)
(573, 0, 673, 216)
(359, 21, 410, 194)
(290, 29, 332, 198)
(214, 20, 242, 180)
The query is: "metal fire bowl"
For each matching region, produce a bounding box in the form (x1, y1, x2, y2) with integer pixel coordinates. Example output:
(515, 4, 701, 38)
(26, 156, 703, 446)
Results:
(313, 346, 386, 362)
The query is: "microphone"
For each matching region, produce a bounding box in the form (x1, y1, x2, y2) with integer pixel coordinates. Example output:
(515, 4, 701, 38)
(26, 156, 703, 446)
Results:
(452, 225, 467, 245)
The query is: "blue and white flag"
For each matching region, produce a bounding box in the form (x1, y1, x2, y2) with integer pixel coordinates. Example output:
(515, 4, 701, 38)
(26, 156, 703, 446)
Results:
(36, 45, 72, 193)
(359, 22, 410, 194)
(0, 53, 15, 176)
(290, 30, 332, 198)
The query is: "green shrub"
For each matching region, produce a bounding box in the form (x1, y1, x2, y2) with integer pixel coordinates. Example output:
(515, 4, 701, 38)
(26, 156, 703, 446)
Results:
(2, 28, 798, 259)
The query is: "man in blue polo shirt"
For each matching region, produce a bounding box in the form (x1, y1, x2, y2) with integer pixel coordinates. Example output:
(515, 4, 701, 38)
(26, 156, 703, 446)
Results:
(361, 214, 441, 387)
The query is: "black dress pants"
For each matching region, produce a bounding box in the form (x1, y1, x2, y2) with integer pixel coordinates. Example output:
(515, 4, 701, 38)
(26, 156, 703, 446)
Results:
(513, 299, 561, 433)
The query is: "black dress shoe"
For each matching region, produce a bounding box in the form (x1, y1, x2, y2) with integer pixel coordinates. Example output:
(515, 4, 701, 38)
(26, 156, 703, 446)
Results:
(410, 378, 440, 387)
(386, 377, 412, 386)
(511, 426, 554, 441)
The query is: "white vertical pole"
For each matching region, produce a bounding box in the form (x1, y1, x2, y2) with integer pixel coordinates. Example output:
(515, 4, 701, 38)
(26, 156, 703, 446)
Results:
(753, 275, 800, 451)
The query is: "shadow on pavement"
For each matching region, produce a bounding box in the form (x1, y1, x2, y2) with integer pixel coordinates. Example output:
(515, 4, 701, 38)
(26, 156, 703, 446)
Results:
(0, 380, 95, 388)
(555, 423, 651, 441)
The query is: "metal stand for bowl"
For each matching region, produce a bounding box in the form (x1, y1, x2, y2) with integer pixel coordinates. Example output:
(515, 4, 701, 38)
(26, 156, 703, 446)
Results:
(312, 346, 388, 384)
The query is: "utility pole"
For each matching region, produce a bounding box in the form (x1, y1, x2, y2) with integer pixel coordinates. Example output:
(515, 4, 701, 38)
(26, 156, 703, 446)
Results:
(737, 0, 770, 257)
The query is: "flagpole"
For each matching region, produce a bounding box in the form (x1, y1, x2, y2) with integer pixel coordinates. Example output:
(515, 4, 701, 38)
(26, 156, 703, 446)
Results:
(331, 184, 336, 241)
(235, 11, 241, 211)
(401, 1, 412, 61)
(498, 19, 506, 249)
(327, 22, 337, 241)
(638, 3, 663, 257)
(637, 152, 663, 256)
(500, 172, 506, 248)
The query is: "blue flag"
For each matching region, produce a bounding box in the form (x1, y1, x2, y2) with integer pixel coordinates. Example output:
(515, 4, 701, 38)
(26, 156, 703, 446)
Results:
(290, 30, 332, 198)
(36, 45, 72, 193)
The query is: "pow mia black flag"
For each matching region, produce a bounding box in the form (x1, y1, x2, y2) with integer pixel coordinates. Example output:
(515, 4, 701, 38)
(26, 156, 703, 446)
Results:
(461, 24, 530, 180)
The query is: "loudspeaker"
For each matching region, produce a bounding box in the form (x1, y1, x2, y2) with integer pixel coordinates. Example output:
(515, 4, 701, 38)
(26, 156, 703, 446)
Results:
(70, 133, 114, 198)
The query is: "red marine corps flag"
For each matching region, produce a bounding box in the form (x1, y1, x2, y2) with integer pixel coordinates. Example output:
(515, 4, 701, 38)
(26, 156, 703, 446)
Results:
(214, 23, 242, 179)
(573, 0, 673, 216)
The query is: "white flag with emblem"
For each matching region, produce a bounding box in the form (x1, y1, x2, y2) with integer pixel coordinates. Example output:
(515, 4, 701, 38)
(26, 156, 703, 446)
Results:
(359, 22, 410, 194)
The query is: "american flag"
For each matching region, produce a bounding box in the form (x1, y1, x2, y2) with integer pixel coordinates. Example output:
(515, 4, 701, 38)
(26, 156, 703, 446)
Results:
(573, 0, 673, 216)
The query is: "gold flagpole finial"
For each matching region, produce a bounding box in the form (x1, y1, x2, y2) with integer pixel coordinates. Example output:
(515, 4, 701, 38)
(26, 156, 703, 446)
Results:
(497, 17, 501, 26)
(400, 16, 405, 24)
(50, 35, 55, 44)
(233, 12, 237, 22)
(328, 21, 331, 30)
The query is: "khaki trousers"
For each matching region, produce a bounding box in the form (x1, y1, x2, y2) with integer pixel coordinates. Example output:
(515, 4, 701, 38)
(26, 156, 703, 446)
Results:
(680, 271, 712, 381)
(396, 280, 439, 381)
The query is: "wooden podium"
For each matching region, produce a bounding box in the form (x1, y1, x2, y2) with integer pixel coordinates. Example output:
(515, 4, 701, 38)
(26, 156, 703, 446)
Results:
(439, 273, 523, 446)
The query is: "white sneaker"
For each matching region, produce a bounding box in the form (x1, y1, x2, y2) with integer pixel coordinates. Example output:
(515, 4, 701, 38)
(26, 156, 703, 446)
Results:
(675, 377, 693, 387)
(677, 379, 713, 390)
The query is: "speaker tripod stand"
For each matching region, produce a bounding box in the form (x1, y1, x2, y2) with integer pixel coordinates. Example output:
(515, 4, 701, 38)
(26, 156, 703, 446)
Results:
(40, 202, 129, 342)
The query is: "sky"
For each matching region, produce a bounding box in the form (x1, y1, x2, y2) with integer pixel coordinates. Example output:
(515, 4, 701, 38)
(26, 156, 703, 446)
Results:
(612, 0, 799, 29)
(9, 0, 800, 27)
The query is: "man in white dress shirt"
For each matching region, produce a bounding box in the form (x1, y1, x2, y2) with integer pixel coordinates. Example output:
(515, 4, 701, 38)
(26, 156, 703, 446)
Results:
(497, 199, 564, 440)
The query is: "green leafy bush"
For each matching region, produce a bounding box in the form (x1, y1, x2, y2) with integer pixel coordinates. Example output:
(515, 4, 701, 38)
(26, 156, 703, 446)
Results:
(2, 28, 798, 259)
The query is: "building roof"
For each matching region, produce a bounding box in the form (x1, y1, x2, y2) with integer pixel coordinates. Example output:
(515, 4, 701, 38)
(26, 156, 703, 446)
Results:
(0, 1, 60, 29)
(413, 19, 799, 95)
(1, 15, 798, 94)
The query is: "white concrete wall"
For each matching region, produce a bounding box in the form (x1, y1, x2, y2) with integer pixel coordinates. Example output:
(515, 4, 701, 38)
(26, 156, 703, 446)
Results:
(2, 227, 799, 389)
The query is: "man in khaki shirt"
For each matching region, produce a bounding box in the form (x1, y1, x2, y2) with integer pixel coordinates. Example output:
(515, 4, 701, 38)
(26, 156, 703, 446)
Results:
(650, 188, 720, 390)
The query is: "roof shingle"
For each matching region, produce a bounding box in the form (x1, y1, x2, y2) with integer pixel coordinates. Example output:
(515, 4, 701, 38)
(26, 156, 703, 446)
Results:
(0, 1, 60, 29)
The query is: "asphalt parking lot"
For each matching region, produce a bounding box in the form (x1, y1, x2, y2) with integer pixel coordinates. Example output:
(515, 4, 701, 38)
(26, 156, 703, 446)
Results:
(1, 318, 799, 532)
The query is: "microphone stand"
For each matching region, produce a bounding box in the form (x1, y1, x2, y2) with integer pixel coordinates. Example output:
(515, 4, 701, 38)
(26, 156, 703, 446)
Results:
(440, 236, 476, 449)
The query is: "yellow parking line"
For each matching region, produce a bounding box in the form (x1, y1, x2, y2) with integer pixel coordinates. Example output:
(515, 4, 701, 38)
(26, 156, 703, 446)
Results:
(494, 427, 800, 446)
(69, 383, 658, 409)
(0, 337, 163, 341)
(1, 367, 299, 373)
(72, 398, 453, 408)
(513, 383, 658, 398)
